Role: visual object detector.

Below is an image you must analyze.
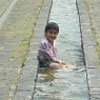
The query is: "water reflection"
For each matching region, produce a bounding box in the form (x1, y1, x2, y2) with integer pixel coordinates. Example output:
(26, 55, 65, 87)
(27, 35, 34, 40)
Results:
(34, 67, 88, 100)
(38, 67, 57, 82)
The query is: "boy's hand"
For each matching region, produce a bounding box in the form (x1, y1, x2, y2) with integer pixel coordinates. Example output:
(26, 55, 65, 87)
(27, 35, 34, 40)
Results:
(61, 62, 66, 65)
(67, 64, 76, 69)
(58, 61, 66, 65)
(63, 63, 76, 69)
(55, 60, 65, 64)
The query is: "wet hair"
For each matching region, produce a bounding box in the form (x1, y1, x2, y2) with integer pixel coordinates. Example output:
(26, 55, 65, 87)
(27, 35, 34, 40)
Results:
(45, 22, 59, 33)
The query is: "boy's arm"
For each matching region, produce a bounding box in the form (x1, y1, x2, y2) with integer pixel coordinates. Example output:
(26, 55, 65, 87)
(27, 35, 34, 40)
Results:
(40, 41, 63, 62)
(39, 48, 60, 62)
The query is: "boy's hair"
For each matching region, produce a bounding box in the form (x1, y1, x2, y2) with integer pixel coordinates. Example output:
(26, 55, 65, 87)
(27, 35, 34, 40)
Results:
(45, 22, 59, 33)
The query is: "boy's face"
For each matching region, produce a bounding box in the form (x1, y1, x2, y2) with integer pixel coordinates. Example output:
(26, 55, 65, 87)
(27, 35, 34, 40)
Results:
(45, 29, 59, 42)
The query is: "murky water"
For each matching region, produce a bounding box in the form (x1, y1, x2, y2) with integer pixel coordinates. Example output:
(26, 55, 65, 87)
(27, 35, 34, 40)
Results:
(34, 67, 88, 100)
(33, 0, 89, 100)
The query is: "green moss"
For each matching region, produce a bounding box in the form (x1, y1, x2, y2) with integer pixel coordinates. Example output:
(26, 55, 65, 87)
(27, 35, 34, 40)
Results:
(2, 0, 45, 68)
(12, 40, 29, 64)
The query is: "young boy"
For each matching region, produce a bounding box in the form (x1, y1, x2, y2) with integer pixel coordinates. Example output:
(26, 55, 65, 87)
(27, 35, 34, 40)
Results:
(37, 22, 75, 69)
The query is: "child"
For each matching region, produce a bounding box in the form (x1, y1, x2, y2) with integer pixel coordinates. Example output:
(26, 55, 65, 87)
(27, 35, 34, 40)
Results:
(37, 22, 75, 69)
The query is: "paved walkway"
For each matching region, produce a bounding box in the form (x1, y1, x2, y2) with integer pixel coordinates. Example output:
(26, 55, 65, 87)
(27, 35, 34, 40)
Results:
(0, 0, 44, 100)
(77, 0, 100, 99)
(82, 0, 100, 61)
(13, 0, 52, 100)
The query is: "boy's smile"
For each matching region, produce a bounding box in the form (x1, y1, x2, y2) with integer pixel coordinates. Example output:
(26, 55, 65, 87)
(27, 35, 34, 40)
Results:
(45, 29, 58, 43)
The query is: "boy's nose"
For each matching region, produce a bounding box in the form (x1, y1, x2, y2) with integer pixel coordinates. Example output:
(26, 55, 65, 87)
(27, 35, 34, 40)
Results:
(51, 35, 55, 38)
(52, 33, 55, 36)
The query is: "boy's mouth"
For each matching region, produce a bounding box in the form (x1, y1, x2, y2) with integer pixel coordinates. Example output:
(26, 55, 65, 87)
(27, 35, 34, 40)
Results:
(48, 37, 55, 42)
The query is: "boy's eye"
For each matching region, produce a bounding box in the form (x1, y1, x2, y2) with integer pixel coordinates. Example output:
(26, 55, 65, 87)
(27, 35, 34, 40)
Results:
(50, 31, 53, 33)
(49, 31, 53, 33)
(50, 31, 57, 34)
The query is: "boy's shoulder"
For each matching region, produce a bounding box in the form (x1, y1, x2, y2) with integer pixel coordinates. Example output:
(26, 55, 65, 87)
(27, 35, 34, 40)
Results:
(39, 39, 49, 49)
(40, 39, 48, 45)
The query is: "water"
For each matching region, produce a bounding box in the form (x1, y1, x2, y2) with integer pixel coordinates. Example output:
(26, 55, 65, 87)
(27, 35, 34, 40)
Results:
(33, 0, 89, 99)
(34, 67, 88, 100)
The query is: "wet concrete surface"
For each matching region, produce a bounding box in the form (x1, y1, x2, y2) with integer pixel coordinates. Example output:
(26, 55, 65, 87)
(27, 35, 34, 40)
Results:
(33, 0, 89, 100)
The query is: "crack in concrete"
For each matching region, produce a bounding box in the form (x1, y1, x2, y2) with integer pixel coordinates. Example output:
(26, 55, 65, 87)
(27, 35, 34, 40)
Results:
(76, 0, 91, 100)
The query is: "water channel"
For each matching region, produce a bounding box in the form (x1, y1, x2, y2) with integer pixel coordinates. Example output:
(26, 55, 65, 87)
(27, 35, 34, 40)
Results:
(33, 0, 89, 100)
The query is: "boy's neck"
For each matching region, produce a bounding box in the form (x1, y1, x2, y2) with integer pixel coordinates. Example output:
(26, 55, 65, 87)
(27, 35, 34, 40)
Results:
(46, 38, 54, 45)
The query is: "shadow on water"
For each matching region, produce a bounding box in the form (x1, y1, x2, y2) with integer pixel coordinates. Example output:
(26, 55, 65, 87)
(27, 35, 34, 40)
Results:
(34, 66, 88, 100)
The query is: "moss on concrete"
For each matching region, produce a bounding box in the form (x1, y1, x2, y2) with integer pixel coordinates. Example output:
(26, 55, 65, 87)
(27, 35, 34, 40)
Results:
(0, 0, 45, 100)
(0, 0, 12, 16)
(83, 0, 100, 67)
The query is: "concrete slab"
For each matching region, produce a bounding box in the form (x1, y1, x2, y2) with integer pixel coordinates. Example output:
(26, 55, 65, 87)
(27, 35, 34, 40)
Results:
(13, 0, 52, 100)
(77, 0, 100, 99)
(0, 0, 44, 100)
